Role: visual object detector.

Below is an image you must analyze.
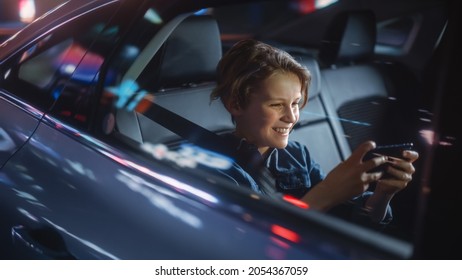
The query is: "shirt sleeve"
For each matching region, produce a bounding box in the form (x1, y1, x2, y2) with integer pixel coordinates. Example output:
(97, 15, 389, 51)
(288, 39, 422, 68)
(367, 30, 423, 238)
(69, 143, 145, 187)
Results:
(289, 141, 326, 186)
(294, 142, 394, 225)
(351, 191, 394, 225)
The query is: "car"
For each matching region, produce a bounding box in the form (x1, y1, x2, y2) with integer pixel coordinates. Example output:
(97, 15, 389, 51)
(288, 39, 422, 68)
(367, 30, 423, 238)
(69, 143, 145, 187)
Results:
(0, 0, 66, 42)
(0, 0, 460, 260)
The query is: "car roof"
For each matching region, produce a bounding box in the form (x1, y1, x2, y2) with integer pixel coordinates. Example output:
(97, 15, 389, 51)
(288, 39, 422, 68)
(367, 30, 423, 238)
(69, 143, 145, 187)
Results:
(0, 0, 273, 60)
(0, 0, 114, 58)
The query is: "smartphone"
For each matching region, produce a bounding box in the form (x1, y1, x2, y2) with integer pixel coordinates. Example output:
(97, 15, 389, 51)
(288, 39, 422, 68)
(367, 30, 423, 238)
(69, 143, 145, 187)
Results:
(364, 143, 414, 173)
(364, 143, 414, 160)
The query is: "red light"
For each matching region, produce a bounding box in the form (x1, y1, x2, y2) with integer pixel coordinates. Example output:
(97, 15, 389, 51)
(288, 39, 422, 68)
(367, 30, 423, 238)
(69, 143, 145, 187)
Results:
(19, 0, 36, 23)
(270, 236, 290, 249)
(271, 224, 300, 243)
(283, 194, 309, 209)
(294, 0, 316, 14)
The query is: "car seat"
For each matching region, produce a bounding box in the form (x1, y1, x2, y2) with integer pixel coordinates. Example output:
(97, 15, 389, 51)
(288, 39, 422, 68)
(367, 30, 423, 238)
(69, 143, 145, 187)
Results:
(115, 14, 233, 145)
(318, 10, 422, 152)
(318, 10, 424, 241)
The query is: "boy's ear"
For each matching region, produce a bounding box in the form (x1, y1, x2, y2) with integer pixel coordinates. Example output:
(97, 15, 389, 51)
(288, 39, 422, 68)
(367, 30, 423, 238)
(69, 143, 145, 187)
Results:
(225, 99, 243, 117)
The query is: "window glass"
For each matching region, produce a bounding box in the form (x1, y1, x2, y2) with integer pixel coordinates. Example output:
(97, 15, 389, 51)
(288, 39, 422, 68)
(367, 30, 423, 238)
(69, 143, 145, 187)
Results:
(18, 38, 73, 87)
(1, 4, 120, 130)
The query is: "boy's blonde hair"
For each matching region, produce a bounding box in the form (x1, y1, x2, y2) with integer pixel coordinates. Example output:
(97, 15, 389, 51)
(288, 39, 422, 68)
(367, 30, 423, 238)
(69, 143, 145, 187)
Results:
(211, 39, 311, 111)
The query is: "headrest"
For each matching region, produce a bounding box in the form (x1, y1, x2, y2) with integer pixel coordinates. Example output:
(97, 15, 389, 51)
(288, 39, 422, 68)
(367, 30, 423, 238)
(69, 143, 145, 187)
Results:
(156, 15, 222, 89)
(319, 10, 376, 66)
(294, 55, 321, 100)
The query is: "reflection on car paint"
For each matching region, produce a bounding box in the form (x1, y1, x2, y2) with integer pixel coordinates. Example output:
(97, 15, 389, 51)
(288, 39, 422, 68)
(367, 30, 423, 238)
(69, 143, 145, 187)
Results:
(116, 170, 203, 228)
(28, 134, 63, 162)
(102, 148, 220, 206)
(141, 142, 233, 170)
(271, 224, 300, 243)
(65, 159, 97, 181)
(282, 194, 309, 209)
(17, 207, 40, 222)
(13, 189, 46, 208)
(0, 128, 15, 151)
(43, 218, 119, 259)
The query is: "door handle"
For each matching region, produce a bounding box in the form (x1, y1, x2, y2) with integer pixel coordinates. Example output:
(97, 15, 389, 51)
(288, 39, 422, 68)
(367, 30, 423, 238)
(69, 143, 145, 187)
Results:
(12, 225, 76, 259)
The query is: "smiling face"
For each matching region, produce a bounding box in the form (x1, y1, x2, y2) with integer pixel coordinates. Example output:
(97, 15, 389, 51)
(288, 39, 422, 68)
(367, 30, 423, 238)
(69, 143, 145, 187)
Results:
(232, 72, 302, 156)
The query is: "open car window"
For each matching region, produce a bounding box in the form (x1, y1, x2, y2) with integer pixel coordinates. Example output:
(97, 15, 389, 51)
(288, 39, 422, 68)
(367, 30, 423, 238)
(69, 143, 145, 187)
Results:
(92, 0, 447, 256)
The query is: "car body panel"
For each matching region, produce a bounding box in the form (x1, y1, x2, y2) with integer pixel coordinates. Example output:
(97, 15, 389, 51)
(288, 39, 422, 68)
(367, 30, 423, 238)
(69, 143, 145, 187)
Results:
(0, 0, 459, 260)
(2, 112, 411, 259)
(0, 91, 42, 166)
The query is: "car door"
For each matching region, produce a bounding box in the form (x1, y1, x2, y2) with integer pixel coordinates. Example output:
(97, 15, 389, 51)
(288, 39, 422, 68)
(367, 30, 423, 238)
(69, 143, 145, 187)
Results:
(0, 58, 43, 260)
(0, 0, 296, 260)
(0, 0, 127, 259)
(0, 93, 41, 169)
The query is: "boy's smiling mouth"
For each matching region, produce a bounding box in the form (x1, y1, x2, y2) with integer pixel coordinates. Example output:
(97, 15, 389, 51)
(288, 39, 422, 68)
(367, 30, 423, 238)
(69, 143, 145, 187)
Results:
(273, 127, 291, 135)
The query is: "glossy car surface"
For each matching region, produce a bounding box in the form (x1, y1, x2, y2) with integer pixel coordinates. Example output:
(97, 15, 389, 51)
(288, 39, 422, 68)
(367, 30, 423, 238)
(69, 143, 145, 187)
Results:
(0, 0, 460, 259)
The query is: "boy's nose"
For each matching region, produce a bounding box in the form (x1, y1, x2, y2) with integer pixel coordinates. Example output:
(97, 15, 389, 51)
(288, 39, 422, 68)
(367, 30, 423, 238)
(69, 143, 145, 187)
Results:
(283, 106, 298, 123)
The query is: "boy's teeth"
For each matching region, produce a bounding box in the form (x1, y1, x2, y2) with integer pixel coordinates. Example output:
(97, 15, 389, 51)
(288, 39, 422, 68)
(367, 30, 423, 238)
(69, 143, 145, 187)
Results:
(274, 128, 289, 133)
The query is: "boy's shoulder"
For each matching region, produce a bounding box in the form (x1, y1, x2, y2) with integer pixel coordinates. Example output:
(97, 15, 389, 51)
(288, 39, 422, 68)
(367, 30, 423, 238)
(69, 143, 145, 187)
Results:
(286, 140, 307, 152)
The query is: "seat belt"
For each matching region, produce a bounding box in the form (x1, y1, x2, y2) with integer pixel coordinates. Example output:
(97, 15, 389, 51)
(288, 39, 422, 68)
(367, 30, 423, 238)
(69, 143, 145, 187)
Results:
(141, 103, 278, 196)
(144, 103, 233, 155)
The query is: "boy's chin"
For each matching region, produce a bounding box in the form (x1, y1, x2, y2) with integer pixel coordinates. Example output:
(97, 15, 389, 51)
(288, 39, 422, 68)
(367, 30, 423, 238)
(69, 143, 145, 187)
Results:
(273, 140, 289, 149)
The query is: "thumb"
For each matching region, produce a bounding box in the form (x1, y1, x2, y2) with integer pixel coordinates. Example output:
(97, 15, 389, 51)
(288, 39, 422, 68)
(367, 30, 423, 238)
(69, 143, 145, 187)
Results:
(349, 140, 376, 163)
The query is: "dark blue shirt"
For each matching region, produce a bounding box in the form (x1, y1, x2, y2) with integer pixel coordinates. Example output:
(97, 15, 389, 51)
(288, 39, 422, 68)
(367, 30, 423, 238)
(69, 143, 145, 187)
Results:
(219, 134, 392, 225)
(266, 141, 325, 198)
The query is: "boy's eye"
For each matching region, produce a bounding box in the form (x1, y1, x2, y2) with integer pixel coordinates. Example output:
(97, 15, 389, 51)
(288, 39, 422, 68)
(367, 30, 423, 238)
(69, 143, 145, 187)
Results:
(270, 103, 283, 108)
(292, 100, 301, 107)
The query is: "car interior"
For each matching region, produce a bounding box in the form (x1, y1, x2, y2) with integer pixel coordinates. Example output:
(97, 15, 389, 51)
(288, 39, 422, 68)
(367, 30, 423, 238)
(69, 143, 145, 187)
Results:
(108, 4, 426, 245)
(1, 0, 458, 260)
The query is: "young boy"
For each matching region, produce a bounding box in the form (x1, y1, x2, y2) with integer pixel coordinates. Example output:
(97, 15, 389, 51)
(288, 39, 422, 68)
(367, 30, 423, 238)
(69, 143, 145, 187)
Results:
(211, 39, 419, 224)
